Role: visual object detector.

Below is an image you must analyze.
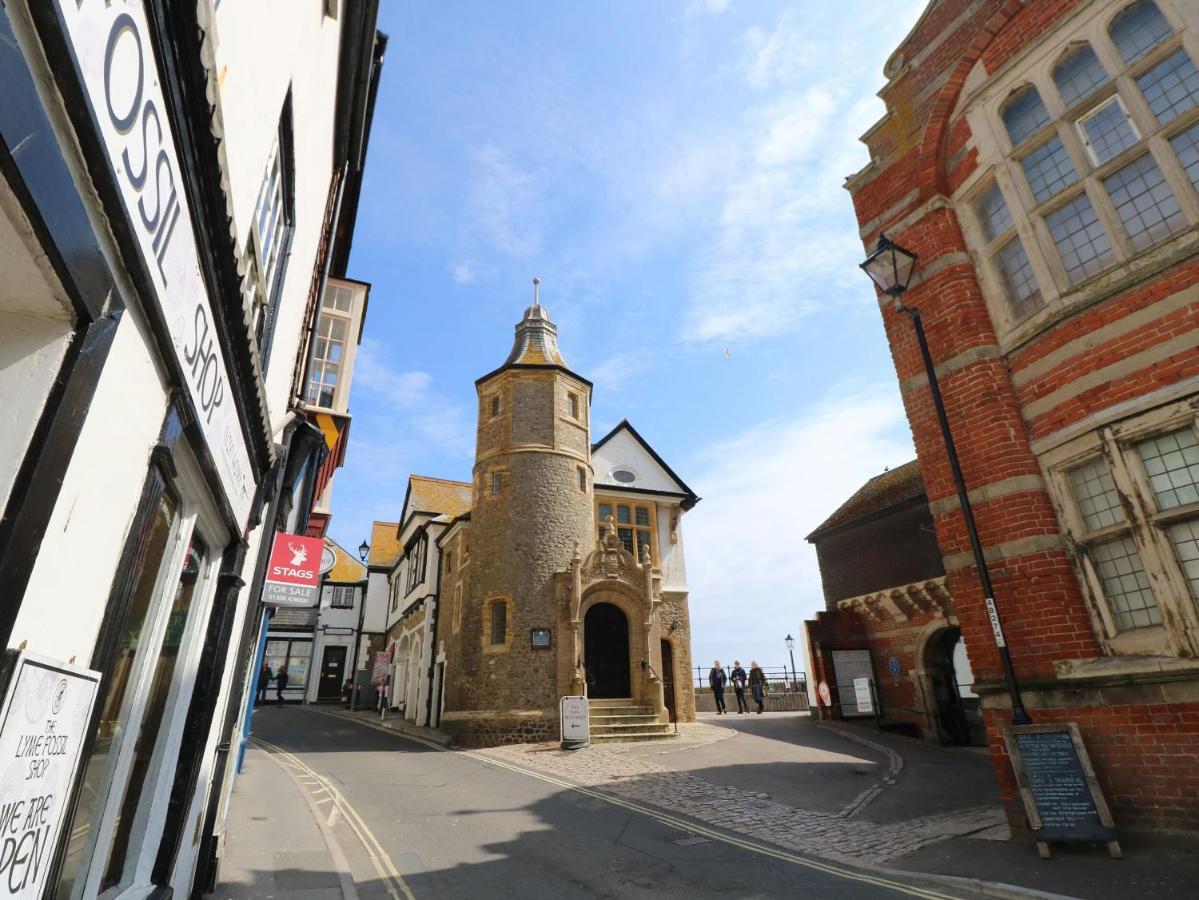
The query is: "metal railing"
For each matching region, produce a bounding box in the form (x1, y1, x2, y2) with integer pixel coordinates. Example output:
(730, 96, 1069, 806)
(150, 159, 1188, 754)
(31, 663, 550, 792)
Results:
(694, 665, 807, 694)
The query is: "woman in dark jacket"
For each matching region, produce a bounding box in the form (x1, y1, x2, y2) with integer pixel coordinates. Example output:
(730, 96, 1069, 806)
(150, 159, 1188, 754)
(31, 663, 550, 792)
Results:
(749, 662, 767, 714)
(708, 661, 728, 714)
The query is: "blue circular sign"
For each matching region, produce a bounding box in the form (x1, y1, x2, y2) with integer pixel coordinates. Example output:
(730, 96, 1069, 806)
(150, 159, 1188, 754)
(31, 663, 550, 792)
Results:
(888, 656, 901, 676)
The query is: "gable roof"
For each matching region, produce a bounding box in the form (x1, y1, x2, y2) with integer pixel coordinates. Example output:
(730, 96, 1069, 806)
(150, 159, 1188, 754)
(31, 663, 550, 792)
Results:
(591, 419, 699, 509)
(402, 475, 473, 526)
(806, 460, 926, 541)
(324, 537, 367, 583)
(367, 520, 403, 568)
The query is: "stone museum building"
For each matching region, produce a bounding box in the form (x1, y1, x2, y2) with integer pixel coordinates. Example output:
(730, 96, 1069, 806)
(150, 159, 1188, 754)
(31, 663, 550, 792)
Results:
(849, 0, 1199, 832)
(366, 291, 700, 746)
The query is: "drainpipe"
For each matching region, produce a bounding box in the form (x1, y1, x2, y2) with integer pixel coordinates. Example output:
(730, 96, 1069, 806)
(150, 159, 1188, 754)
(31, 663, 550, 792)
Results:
(352, 575, 368, 706)
(424, 525, 445, 728)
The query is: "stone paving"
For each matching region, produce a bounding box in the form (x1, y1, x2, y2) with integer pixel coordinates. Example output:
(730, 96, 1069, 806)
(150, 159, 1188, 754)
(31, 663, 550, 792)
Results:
(472, 722, 1006, 867)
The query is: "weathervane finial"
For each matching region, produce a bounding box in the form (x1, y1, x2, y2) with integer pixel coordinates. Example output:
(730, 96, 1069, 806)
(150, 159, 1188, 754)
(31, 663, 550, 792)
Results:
(533, 276, 541, 308)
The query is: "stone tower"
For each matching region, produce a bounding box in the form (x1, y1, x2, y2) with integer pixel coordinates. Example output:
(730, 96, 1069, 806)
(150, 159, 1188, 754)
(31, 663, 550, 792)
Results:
(440, 283, 594, 746)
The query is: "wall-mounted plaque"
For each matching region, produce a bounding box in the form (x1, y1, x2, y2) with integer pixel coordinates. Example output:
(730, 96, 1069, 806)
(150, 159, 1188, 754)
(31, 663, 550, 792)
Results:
(531, 628, 551, 649)
(1003, 723, 1121, 859)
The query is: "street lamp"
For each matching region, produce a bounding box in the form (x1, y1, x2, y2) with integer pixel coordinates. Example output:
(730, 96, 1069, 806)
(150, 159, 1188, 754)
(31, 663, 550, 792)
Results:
(860, 234, 1031, 726)
(358, 540, 370, 562)
(784, 634, 798, 693)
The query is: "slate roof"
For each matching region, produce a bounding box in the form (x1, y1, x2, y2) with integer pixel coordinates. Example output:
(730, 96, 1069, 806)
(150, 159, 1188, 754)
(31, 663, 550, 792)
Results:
(367, 520, 403, 568)
(324, 537, 367, 583)
(270, 606, 319, 631)
(806, 460, 926, 541)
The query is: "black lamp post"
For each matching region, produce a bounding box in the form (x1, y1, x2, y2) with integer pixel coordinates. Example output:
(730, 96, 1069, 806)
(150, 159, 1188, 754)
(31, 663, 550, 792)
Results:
(358, 540, 370, 562)
(784, 634, 798, 693)
(860, 234, 1031, 726)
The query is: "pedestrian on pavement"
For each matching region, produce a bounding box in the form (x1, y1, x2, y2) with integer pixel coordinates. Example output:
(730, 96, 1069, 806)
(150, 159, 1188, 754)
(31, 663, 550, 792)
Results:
(749, 661, 767, 714)
(256, 663, 271, 706)
(730, 661, 749, 714)
(708, 660, 728, 714)
(275, 664, 289, 705)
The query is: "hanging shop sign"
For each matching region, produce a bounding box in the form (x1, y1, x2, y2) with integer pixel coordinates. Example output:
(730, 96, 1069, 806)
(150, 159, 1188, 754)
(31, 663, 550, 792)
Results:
(262, 533, 324, 607)
(52, 1, 253, 524)
(0, 652, 101, 898)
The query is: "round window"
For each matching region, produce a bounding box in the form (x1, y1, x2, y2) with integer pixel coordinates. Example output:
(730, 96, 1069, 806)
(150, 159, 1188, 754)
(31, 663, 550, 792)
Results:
(612, 468, 636, 484)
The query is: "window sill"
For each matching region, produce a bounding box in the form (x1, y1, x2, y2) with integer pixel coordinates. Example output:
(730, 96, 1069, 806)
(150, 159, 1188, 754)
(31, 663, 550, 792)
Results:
(1054, 653, 1199, 682)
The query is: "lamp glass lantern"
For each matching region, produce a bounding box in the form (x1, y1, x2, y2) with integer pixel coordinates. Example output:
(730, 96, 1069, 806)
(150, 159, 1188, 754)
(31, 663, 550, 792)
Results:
(860, 234, 918, 298)
(358, 540, 370, 562)
(784, 634, 795, 651)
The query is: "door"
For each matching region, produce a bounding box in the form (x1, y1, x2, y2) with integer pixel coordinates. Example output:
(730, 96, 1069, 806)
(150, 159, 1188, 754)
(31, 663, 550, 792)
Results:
(318, 645, 347, 701)
(830, 649, 874, 718)
(584, 602, 631, 699)
(660, 639, 677, 722)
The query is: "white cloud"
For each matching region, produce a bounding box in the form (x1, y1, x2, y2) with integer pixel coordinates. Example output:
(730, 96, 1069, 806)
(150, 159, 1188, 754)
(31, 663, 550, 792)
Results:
(687, 0, 733, 18)
(586, 350, 653, 393)
(740, 14, 820, 90)
(469, 145, 544, 259)
(451, 261, 483, 284)
(684, 380, 913, 681)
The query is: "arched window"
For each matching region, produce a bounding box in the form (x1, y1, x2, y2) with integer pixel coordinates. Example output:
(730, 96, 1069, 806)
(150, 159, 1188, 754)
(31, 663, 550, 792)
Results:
(1002, 85, 1051, 146)
(1109, 0, 1173, 64)
(1053, 44, 1109, 108)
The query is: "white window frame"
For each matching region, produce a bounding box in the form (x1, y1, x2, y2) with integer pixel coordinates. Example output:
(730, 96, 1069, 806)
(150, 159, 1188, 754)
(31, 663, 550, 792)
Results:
(1076, 93, 1142, 165)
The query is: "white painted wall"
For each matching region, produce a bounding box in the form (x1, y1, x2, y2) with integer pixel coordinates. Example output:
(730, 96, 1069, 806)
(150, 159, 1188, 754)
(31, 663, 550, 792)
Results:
(656, 500, 688, 592)
(593, 428, 684, 495)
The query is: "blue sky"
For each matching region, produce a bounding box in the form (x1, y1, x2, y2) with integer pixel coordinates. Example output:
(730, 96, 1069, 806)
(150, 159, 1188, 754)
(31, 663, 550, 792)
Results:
(330, 0, 928, 681)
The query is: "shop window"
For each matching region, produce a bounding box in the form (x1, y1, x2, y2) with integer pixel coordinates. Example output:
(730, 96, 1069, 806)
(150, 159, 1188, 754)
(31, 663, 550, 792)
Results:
(263, 638, 313, 689)
(1003, 85, 1051, 146)
(330, 585, 355, 608)
(1103, 153, 1186, 250)
(1054, 43, 1110, 108)
(103, 535, 211, 890)
(1110, 1, 1173, 65)
(1045, 194, 1115, 284)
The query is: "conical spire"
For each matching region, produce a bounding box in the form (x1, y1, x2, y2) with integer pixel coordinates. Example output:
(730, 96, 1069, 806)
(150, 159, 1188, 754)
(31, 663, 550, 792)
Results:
(503, 277, 568, 367)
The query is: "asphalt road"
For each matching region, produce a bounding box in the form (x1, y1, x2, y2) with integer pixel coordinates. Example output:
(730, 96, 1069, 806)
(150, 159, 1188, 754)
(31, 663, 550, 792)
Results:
(245, 705, 978, 899)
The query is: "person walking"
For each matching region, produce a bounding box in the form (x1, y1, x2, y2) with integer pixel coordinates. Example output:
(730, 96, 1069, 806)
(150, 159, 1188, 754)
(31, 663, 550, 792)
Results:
(275, 664, 289, 705)
(256, 663, 271, 706)
(730, 661, 749, 714)
(708, 661, 728, 714)
(749, 661, 767, 714)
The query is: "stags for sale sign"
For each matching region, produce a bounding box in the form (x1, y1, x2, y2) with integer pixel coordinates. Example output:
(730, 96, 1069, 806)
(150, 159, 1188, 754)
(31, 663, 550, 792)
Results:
(262, 533, 324, 607)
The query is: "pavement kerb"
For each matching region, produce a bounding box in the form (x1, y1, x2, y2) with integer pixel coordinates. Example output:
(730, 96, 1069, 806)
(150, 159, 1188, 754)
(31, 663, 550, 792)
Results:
(312, 706, 1053, 900)
(248, 739, 360, 900)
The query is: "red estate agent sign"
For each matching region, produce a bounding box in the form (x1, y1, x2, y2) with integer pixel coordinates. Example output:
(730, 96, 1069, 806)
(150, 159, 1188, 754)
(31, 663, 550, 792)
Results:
(262, 533, 324, 607)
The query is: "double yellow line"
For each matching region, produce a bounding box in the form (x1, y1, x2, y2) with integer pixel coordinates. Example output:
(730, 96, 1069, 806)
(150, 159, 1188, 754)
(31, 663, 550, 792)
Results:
(310, 708, 964, 900)
(250, 734, 415, 900)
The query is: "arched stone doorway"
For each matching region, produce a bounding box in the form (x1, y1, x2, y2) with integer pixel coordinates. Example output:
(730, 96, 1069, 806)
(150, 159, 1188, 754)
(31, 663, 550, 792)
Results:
(924, 626, 985, 746)
(584, 602, 631, 698)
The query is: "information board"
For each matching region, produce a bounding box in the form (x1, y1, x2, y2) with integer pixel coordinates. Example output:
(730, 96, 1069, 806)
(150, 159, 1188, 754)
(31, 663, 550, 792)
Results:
(853, 677, 874, 714)
(371, 652, 390, 687)
(560, 696, 589, 750)
(1003, 723, 1120, 857)
(0, 651, 101, 898)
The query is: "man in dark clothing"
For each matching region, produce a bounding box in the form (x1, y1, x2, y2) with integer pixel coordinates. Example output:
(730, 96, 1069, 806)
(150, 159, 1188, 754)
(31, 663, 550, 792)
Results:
(708, 661, 728, 714)
(256, 664, 271, 705)
(749, 661, 767, 714)
(276, 664, 289, 705)
(730, 661, 749, 714)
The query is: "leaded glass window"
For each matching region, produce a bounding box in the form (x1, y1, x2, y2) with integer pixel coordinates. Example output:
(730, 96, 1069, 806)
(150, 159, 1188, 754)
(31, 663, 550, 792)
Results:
(975, 182, 1013, 241)
(1077, 97, 1140, 165)
(1068, 458, 1126, 531)
(1137, 428, 1199, 509)
(1090, 535, 1161, 630)
(1003, 85, 1051, 146)
(996, 238, 1044, 320)
(1045, 194, 1115, 284)
(1104, 153, 1186, 250)
(1137, 48, 1199, 124)
(1021, 137, 1078, 202)
(1054, 43, 1109, 108)
(1109, 0, 1173, 65)
(1168, 122, 1199, 189)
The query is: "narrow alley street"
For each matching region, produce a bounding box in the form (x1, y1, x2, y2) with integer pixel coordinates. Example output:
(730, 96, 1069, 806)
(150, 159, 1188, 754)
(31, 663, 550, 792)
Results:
(216, 706, 993, 899)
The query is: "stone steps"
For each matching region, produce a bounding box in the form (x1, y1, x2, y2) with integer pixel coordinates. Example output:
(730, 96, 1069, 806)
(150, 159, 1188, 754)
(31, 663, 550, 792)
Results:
(587, 699, 675, 743)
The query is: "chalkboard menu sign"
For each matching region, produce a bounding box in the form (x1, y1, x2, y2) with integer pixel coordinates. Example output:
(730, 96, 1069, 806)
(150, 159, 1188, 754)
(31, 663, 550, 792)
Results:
(1003, 723, 1121, 859)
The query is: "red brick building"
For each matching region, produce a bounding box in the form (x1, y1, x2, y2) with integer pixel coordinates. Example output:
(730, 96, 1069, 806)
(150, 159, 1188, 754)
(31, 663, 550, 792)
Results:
(848, 0, 1199, 832)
